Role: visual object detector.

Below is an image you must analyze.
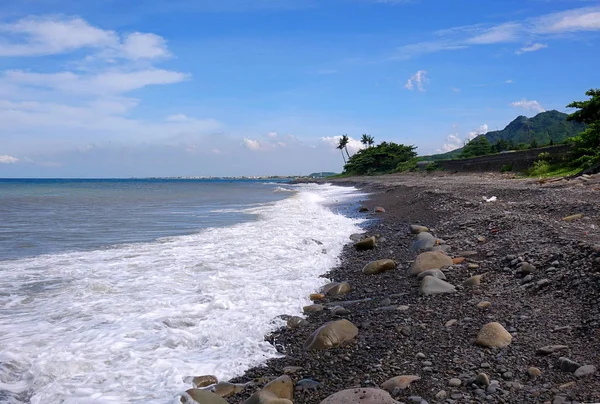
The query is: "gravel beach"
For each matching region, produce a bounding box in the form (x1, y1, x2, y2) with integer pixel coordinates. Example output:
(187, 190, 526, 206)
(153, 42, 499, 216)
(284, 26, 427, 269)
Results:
(184, 172, 600, 404)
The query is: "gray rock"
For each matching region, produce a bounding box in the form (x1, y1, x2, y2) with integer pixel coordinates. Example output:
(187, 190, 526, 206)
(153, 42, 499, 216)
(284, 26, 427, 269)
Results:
(416, 269, 447, 280)
(416, 352, 426, 359)
(536, 278, 551, 287)
(521, 275, 534, 284)
(296, 378, 321, 391)
(349, 233, 366, 242)
(287, 316, 310, 329)
(574, 365, 596, 377)
(420, 276, 456, 295)
(518, 262, 536, 274)
(559, 357, 581, 373)
(537, 345, 568, 355)
(410, 224, 429, 234)
(355, 236, 377, 251)
(448, 378, 462, 387)
(474, 373, 490, 386)
(319, 388, 400, 404)
(330, 306, 350, 316)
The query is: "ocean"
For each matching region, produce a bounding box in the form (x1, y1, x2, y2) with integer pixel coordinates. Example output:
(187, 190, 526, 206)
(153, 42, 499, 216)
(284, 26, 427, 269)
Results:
(0, 179, 365, 404)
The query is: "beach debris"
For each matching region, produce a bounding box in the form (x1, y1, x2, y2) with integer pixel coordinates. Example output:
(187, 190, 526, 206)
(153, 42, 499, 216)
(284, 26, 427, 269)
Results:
(483, 196, 497, 202)
(304, 319, 358, 350)
(475, 322, 513, 347)
(362, 259, 397, 275)
(409, 251, 453, 276)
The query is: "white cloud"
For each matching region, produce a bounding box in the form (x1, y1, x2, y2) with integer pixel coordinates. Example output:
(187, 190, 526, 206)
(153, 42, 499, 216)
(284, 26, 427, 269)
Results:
(439, 124, 488, 153)
(467, 124, 488, 141)
(451, 87, 461, 93)
(516, 43, 548, 54)
(167, 114, 194, 122)
(121, 32, 170, 59)
(511, 99, 546, 113)
(243, 138, 261, 151)
(505, 79, 514, 84)
(466, 23, 522, 45)
(0, 155, 18, 163)
(533, 7, 600, 34)
(404, 70, 428, 91)
(266, 131, 278, 138)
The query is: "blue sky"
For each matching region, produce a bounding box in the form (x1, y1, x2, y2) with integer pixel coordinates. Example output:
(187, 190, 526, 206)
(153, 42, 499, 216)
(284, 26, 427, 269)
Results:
(0, 0, 598, 177)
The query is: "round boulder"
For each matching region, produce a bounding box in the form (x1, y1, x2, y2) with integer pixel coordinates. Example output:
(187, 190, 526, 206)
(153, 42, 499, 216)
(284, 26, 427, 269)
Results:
(183, 389, 229, 404)
(409, 224, 429, 234)
(410, 232, 437, 251)
(320, 388, 400, 404)
(416, 268, 446, 280)
(409, 251, 453, 276)
(303, 304, 324, 314)
(322, 281, 351, 296)
(303, 319, 358, 350)
(354, 236, 377, 251)
(475, 322, 512, 348)
(420, 276, 456, 295)
(287, 316, 309, 329)
(192, 375, 218, 388)
(362, 259, 397, 275)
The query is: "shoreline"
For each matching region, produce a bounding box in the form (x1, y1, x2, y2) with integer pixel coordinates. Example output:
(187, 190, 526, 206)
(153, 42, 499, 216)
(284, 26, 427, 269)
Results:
(188, 172, 600, 404)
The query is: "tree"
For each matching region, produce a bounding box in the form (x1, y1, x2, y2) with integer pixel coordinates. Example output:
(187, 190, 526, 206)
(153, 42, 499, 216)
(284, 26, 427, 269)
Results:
(343, 141, 417, 175)
(336, 137, 347, 164)
(460, 136, 492, 158)
(361, 134, 375, 148)
(567, 89, 600, 172)
(340, 134, 351, 159)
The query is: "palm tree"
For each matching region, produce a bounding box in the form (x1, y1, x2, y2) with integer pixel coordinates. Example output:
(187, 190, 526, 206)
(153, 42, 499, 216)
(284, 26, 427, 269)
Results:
(361, 134, 369, 148)
(367, 135, 375, 147)
(340, 134, 351, 159)
(337, 137, 347, 164)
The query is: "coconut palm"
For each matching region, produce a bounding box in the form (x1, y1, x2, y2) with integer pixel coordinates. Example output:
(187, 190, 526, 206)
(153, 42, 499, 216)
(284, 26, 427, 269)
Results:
(337, 137, 347, 164)
(340, 134, 350, 159)
(361, 134, 369, 148)
(367, 135, 375, 147)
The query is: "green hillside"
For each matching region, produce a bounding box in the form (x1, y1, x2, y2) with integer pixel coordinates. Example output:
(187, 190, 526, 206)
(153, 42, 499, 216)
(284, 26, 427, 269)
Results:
(428, 110, 586, 160)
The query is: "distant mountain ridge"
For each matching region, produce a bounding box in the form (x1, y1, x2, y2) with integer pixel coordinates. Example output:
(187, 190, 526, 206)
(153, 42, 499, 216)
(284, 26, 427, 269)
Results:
(428, 110, 586, 160)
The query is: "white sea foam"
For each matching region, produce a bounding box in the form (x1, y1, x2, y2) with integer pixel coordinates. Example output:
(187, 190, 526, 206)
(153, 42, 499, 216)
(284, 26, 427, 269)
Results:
(0, 183, 365, 404)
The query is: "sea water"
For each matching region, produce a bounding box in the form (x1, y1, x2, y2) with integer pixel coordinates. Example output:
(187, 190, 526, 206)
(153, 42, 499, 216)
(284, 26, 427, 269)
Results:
(0, 179, 365, 403)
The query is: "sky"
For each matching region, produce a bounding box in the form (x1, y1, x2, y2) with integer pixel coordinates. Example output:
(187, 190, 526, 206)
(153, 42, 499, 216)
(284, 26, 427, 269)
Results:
(0, 0, 598, 177)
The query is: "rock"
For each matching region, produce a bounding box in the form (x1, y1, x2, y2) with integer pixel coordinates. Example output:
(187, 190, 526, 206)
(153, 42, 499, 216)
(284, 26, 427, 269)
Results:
(477, 236, 486, 243)
(464, 274, 483, 286)
(330, 306, 350, 316)
(574, 365, 596, 377)
(210, 382, 249, 397)
(528, 367, 542, 379)
(283, 366, 303, 374)
(287, 316, 309, 329)
(474, 373, 490, 386)
(476, 301, 491, 309)
(445, 319, 457, 327)
(558, 382, 576, 390)
(536, 279, 551, 287)
(381, 375, 421, 392)
(349, 233, 366, 242)
(374, 206, 386, 213)
(410, 224, 429, 234)
(320, 388, 400, 404)
(435, 390, 447, 400)
(562, 213, 584, 221)
(362, 259, 397, 275)
(553, 395, 568, 404)
(243, 375, 293, 404)
(518, 262, 536, 274)
(521, 275, 534, 284)
(467, 263, 480, 269)
(475, 322, 513, 348)
(296, 378, 321, 391)
(558, 357, 581, 373)
(452, 257, 465, 265)
(304, 319, 358, 350)
(502, 371, 513, 380)
(458, 250, 478, 257)
(409, 251, 453, 276)
(355, 236, 377, 251)
(537, 345, 569, 355)
(310, 293, 325, 301)
(192, 375, 218, 388)
(416, 352, 426, 359)
(322, 281, 351, 296)
(303, 304, 324, 314)
(184, 389, 229, 404)
(416, 268, 447, 280)
(359, 206, 369, 212)
(448, 378, 462, 387)
(420, 276, 456, 295)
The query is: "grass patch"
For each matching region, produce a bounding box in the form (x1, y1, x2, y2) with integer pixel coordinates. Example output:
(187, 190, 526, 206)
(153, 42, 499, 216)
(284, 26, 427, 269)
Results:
(526, 164, 581, 178)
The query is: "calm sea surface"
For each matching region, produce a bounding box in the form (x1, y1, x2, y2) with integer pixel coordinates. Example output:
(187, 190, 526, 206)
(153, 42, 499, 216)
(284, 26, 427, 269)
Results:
(0, 179, 365, 403)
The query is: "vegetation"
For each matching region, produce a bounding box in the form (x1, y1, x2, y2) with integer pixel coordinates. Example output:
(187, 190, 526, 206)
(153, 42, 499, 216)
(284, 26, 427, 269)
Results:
(566, 89, 600, 172)
(500, 164, 513, 173)
(360, 134, 375, 148)
(342, 141, 417, 175)
(460, 136, 492, 158)
(336, 135, 350, 164)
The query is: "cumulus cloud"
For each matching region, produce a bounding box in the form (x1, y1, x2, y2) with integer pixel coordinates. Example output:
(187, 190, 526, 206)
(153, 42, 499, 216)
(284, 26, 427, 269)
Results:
(467, 124, 489, 141)
(516, 43, 548, 54)
(266, 131, 278, 138)
(511, 99, 546, 113)
(243, 138, 261, 151)
(0, 155, 18, 163)
(121, 32, 170, 60)
(440, 125, 488, 152)
(320, 136, 365, 155)
(404, 70, 428, 91)
(242, 132, 293, 151)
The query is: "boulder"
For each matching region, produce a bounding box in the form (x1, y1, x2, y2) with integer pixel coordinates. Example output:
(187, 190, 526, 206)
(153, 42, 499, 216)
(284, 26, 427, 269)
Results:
(420, 276, 456, 295)
(410, 232, 437, 251)
(475, 322, 512, 348)
(303, 304, 324, 314)
(349, 233, 366, 242)
(243, 375, 294, 404)
(320, 388, 400, 404)
(310, 293, 325, 301)
(559, 357, 581, 373)
(381, 375, 420, 392)
(210, 382, 249, 397)
(374, 206, 386, 213)
(409, 224, 429, 234)
(464, 274, 483, 286)
(192, 375, 218, 388)
(354, 236, 376, 251)
(574, 365, 596, 377)
(528, 367, 542, 379)
(322, 281, 351, 296)
(362, 259, 397, 275)
(416, 268, 446, 280)
(330, 306, 350, 316)
(409, 251, 453, 276)
(287, 316, 309, 329)
(304, 319, 358, 350)
(184, 389, 229, 404)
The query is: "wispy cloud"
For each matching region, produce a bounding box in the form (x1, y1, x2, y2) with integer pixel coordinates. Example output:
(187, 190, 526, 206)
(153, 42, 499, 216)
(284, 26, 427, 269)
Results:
(516, 43, 548, 54)
(0, 155, 19, 164)
(392, 6, 600, 59)
(404, 70, 428, 91)
(511, 99, 546, 113)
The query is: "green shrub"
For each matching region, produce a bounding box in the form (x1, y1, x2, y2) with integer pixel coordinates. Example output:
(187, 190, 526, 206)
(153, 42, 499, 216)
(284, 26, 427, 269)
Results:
(396, 158, 418, 172)
(500, 164, 513, 172)
(425, 162, 439, 172)
(528, 160, 551, 176)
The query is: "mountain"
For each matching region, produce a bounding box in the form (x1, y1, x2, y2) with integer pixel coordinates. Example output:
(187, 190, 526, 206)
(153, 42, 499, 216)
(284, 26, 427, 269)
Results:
(427, 110, 587, 160)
